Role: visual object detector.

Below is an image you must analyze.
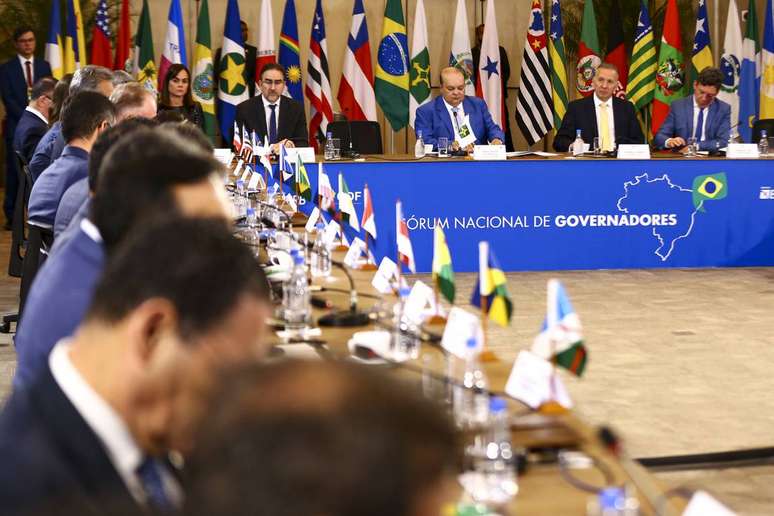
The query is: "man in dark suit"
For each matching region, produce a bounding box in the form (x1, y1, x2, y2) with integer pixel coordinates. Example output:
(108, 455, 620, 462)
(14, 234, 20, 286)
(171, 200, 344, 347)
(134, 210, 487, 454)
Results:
(0, 216, 271, 516)
(414, 67, 504, 153)
(13, 77, 55, 164)
(472, 24, 514, 152)
(0, 27, 52, 226)
(654, 67, 731, 151)
(235, 62, 309, 153)
(215, 20, 257, 98)
(553, 62, 644, 152)
(14, 126, 231, 391)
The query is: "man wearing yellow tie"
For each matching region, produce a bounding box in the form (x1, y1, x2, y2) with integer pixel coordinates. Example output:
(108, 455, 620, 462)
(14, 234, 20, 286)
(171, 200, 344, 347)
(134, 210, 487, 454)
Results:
(553, 63, 644, 153)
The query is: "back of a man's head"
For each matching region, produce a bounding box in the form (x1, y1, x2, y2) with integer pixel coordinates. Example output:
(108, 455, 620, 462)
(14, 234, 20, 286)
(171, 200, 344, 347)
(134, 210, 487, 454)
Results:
(88, 117, 158, 193)
(164, 122, 214, 153)
(30, 77, 56, 102)
(85, 217, 269, 342)
(186, 360, 458, 516)
(109, 82, 157, 120)
(69, 65, 114, 95)
(91, 127, 224, 251)
(60, 91, 116, 143)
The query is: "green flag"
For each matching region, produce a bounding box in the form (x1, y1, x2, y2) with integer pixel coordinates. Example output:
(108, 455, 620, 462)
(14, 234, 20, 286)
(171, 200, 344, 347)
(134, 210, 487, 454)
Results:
(408, 0, 430, 129)
(192, 0, 216, 143)
(375, 0, 409, 131)
(132, 0, 156, 92)
(652, 0, 685, 136)
(576, 0, 601, 97)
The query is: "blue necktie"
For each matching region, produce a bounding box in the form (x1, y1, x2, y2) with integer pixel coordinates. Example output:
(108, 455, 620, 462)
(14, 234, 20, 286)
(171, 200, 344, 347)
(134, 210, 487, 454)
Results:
(268, 104, 278, 144)
(137, 457, 173, 513)
(694, 108, 705, 141)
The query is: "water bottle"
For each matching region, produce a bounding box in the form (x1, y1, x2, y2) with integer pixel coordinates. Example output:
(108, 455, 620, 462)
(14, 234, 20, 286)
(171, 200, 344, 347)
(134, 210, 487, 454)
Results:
(243, 207, 259, 252)
(246, 206, 257, 229)
(282, 250, 311, 330)
(310, 222, 331, 278)
(759, 130, 769, 157)
(572, 129, 585, 156)
(324, 131, 335, 160)
(390, 287, 419, 361)
(235, 179, 247, 218)
(415, 131, 426, 158)
(454, 338, 489, 429)
(473, 397, 519, 503)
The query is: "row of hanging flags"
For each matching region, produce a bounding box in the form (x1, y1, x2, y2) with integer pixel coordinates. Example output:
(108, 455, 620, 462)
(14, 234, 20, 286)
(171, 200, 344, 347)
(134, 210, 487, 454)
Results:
(43, 0, 774, 146)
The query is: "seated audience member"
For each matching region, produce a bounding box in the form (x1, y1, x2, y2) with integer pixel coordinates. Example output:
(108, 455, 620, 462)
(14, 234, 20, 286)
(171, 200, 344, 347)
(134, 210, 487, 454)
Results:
(14, 127, 230, 390)
(186, 360, 458, 516)
(155, 109, 187, 125)
(414, 67, 504, 153)
(235, 62, 309, 153)
(13, 77, 56, 163)
(158, 64, 204, 128)
(53, 117, 158, 240)
(654, 67, 731, 152)
(0, 217, 271, 516)
(48, 73, 73, 124)
(111, 69, 134, 85)
(553, 62, 643, 152)
(110, 81, 158, 121)
(27, 91, 115, 228)
(29, 65, 114, 181)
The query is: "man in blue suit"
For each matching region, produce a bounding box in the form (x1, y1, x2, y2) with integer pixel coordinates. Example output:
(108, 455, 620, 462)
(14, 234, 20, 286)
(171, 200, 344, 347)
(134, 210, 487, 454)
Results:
(654, 67, 731, 152)
(14, 126, 231, 390)
(414, 67, 504, 153)
(0, 27, 51, 227)
(13, 77, 55, 163)
(0, 217, 272, 516)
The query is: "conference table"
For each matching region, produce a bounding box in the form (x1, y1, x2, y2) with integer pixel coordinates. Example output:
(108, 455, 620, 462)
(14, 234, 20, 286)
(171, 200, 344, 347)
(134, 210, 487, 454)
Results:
(262, 246, 692, 515)
(302, 153, 774, 273)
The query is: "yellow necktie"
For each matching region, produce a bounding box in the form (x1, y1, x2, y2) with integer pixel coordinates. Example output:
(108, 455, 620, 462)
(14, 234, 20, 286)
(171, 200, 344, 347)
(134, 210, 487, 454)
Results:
(599, 102, 611, 152)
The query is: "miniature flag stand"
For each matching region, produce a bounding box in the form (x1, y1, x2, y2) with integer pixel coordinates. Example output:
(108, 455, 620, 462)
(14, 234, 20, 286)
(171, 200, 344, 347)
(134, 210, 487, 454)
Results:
(470, 241, 512, 362)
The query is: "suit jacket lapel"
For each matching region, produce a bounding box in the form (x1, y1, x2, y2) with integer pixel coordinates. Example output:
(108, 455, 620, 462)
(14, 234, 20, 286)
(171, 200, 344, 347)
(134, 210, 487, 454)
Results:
(254, 98, 268, 141)
(437, 97, 454, 139)
(277, 96, 290, 141)
(586, 97, 599, 140)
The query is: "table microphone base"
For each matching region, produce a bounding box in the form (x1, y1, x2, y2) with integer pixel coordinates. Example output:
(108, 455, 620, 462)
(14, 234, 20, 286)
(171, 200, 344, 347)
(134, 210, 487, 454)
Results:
(318, 310, 370, 327)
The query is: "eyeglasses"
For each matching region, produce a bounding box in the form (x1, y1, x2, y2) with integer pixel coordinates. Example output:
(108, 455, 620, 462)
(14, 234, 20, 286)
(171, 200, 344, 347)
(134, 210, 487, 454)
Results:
(262, 79, 285, 86)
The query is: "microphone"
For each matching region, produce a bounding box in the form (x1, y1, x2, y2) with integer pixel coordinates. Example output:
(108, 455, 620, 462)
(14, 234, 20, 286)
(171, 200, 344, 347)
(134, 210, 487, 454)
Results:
(252, 197, 292, 229)
(344, 117, 360, 159)
(316, 258, 370, 327)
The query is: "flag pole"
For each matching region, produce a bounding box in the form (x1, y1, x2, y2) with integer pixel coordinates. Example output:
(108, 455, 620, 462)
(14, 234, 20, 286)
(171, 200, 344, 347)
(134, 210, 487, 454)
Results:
(427, 282, 447, 326)
(361, 233, 377, 271)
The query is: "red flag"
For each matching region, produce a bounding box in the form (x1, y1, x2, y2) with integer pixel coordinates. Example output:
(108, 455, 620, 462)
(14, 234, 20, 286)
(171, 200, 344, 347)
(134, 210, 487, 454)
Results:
(305, 0, 334, 151)
(576, 0, 601, 97)
(338, 0, 376, 121)
(606, 0, 629, 98)
(255, 0, 276, 82)
(361, 183, 376, 239)
(90, 0, 112, 68)
(651, 0, 685, 136)
(113, 0, 130, 70)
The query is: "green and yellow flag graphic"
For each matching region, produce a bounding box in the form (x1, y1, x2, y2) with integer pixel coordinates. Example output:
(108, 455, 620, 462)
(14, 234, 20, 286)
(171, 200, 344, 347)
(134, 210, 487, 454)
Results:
(375, 0, 409, 131)
(192, 0, 216, 142)
(133, 0, 156, 92)
(692, 173, 728, 211)
(432, 226, 455, 304)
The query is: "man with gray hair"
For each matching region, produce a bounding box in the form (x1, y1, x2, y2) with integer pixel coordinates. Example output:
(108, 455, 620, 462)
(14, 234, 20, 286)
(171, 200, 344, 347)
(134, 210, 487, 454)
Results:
(29, 65, 115, 181)
(110, 82, 157, 121)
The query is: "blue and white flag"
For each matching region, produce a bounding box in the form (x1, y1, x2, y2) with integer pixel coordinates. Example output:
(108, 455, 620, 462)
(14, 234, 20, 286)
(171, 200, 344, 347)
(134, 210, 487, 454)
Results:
(739, 0, 761, 142)
(718, 0, 743, 128)
(531, 279, 587, 376)
(218, 0, 249, 144)
(158, 0, 187, 90)
(46, 0, 63, 79)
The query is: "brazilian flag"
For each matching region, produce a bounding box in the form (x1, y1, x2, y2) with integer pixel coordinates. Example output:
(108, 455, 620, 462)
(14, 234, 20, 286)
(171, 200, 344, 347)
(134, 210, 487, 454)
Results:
(692, 173, 728, 211)
(375, 0, 409, 131)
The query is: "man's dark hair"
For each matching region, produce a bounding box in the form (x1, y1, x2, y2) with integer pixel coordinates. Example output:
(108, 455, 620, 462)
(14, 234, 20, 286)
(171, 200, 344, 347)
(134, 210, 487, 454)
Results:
(88, 117, 158, 192)
(60, 91, 116, 142)
(30, 77, 56, 101)
(50, 74, 74, 123)
(12, 27, 34, 42)
(91, 127, 223, 251)
(259, 62, 285, 79)
(697, 67, 724, 89)
(154, 110, 187, 125)
(164, 122, 214, 153)
(86, 217, 269, 340)
(185, 361, 458, 516)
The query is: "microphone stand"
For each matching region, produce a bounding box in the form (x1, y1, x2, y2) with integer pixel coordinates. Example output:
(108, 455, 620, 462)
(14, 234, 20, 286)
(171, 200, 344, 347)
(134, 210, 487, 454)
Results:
(344, 117, 360, 159)
(316, 258, 370, 327)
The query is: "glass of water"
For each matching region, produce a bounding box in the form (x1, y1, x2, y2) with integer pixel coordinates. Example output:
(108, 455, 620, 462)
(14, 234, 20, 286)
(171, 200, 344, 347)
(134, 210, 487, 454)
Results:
(592, 137, 601, 156)
(331, 138, 341, 159)
(686, 137, 697, 157)
(437, 137, 449, 157)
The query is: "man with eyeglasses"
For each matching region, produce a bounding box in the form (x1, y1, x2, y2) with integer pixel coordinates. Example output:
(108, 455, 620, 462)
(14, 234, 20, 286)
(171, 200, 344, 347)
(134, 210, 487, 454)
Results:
(14, 77, 56, 164)
(235, 63, 309, 154)
(655, 67, 731, 152)
(0, 26, 52, 228)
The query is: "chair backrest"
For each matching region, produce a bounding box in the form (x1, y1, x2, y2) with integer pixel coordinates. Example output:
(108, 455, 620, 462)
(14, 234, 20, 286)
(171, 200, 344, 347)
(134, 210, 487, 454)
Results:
(327, 121, 383, 155)
(752, 119, 774, 143)
(8, 151, 32, 277)
(19, 224, 54, 315)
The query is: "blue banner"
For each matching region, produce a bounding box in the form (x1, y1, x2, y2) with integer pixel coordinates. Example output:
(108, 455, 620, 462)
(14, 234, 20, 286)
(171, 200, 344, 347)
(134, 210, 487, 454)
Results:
(306, 159, 774, 273)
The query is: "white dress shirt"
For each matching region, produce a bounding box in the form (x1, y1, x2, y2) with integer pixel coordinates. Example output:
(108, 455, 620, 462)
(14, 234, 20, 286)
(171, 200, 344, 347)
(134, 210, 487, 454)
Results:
(49, 340, 182, 507)
(593, 93, 616, 148)
(692, 98, 708, 141)
(262, 95, 280, 138)
(443, 99, 466, 142)
(17, 54, 35, 85)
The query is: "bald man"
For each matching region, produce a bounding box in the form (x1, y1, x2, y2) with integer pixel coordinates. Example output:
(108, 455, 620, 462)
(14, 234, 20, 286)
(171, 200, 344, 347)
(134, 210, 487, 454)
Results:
(414, 67, 504, 153)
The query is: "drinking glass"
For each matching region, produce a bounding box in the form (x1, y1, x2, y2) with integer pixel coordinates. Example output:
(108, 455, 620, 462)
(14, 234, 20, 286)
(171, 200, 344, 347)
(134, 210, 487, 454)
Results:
(686, 137, 697, 157)
(592, 137, 601, 156)
(331, 138, 341, 159)
(437, 137, 449, 157)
